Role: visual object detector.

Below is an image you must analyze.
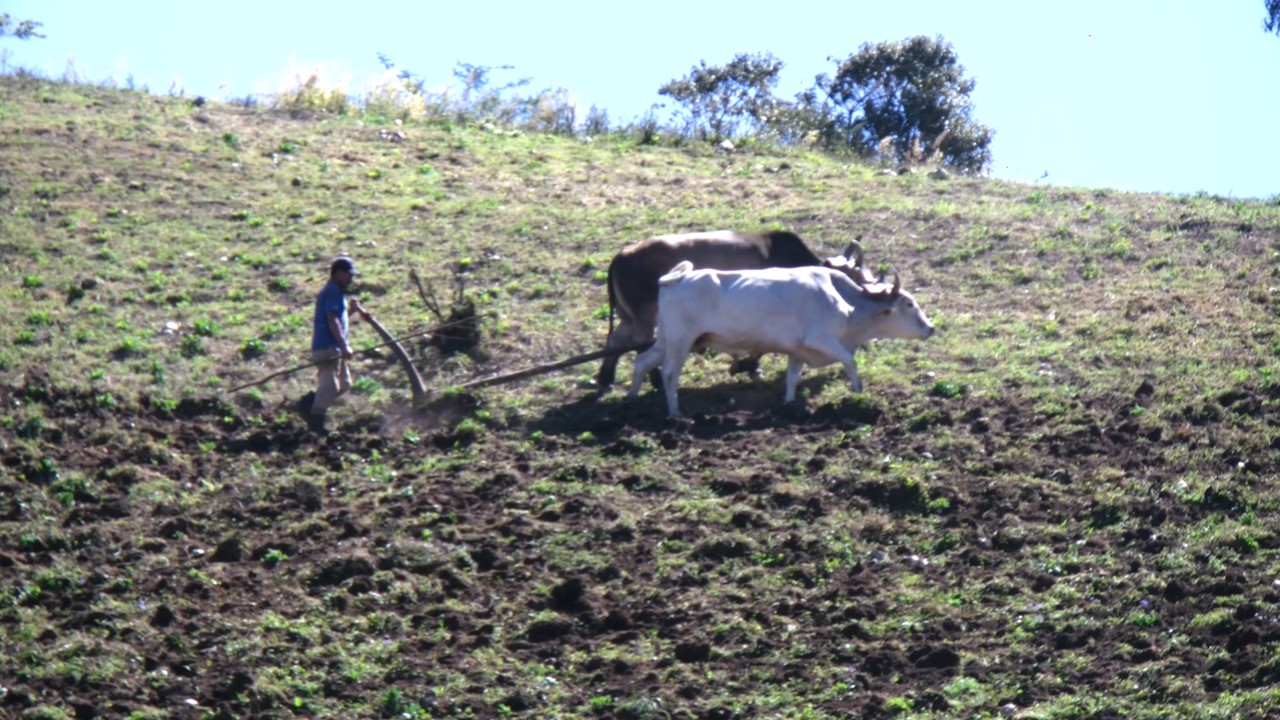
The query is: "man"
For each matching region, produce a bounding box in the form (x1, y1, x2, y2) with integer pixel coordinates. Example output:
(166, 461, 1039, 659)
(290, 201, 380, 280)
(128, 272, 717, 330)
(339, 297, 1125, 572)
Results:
(308, 256, 371, 432)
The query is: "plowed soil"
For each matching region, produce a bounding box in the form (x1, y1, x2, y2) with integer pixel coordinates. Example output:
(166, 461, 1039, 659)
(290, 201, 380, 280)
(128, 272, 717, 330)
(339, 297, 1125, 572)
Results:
(5, 361, 1280, 719)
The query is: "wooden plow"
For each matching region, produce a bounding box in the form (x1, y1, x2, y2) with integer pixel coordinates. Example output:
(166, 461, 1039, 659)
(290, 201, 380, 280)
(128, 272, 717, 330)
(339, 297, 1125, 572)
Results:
(358, 315, 652, 409)
(226, 317, 650, 408)
(227, 268, 650, 409)
(365, 269, 651, 407)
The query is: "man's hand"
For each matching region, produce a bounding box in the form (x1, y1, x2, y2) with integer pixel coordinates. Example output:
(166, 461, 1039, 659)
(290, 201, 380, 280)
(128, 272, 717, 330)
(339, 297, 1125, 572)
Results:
(340, 344, 354, 360)
(349, 299, 373, 322)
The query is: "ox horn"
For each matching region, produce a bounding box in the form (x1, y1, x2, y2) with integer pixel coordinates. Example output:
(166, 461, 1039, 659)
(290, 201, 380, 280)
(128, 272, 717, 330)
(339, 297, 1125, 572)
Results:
(890, 271, 901, 296)
(843, 236, 865, 267)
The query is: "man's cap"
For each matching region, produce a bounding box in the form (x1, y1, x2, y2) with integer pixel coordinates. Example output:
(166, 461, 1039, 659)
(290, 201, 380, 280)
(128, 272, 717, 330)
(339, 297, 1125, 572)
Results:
(330, 256, 360, 275)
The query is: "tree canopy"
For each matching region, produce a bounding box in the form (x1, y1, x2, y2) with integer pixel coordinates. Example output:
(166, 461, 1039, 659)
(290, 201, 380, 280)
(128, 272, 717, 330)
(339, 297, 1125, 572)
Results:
(1266, 0, 1280, 34)
(815, 36, 992, 173)
(0, 13, 43, 39)
(655, 36, 993, 174)
(659, 52, 784, 141)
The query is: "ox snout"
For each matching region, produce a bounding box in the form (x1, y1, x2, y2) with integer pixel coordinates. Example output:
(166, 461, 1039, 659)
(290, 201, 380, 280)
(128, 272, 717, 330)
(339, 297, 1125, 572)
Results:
(901, 308, 935, 340)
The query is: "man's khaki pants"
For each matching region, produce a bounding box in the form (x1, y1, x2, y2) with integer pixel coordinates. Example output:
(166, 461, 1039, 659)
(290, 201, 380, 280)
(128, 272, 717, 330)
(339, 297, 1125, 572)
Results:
(311, 349, 351, 416)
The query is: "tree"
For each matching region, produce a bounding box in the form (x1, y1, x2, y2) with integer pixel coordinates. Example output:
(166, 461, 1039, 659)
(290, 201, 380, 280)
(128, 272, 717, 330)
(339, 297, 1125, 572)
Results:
(765, 87, 839, 147)
(377, 55, 533, 125)
(1266, 0, 1280, 34)
(814, 36, 992, 173)
(659, 52, 784, 141)
(0, 13, 44, 39)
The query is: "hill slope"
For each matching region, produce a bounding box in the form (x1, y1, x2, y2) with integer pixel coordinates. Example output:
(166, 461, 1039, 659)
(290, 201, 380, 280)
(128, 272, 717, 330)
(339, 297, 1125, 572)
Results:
(3, 74, 1280, 719)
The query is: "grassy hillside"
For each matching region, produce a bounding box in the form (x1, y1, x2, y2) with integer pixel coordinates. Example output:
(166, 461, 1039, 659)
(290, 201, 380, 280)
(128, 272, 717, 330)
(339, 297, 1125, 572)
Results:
(3, 72, 1280, 719)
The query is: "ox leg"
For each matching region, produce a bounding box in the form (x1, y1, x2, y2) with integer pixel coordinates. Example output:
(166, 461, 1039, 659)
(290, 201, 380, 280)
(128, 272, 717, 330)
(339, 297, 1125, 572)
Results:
(783, 358, 806, 403)
(646, 331, 665, 391)
(648, 368, 665, 392)
(596, 351, 620, 390)
(629, 340, 687, 417)
(660, 347, 690, 418)
(599, 321, 653, 392)
(728, 354, 764, 379)
(829, 349, 862, 394)
(628, 343, 664, 400)
(796, 339, 861, 399)
(842, 355, 862, 394)
(597, 332, 631, 390)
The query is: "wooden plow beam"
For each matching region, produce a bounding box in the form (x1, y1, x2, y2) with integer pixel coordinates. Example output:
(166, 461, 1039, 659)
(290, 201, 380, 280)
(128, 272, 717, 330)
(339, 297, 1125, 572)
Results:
(442, 341, 653, 395)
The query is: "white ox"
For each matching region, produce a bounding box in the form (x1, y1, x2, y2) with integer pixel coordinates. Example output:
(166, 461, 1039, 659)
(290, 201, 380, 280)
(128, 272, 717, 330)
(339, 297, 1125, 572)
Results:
(628, 261, 935, 417)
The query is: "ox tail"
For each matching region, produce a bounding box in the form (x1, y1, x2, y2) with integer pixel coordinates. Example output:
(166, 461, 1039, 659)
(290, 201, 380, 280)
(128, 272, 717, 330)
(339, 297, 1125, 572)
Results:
(658, 260, 695, 286)
(605, 259, 618, 337)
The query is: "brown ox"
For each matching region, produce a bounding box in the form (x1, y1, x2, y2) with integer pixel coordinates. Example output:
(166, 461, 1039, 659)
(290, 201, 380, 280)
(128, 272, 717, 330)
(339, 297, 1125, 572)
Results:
(596, 230, 873, 389)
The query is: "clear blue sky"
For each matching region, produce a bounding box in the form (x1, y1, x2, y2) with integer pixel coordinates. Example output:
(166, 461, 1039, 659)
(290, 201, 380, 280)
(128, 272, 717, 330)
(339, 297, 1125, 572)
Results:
(7, 1, 1278, 198)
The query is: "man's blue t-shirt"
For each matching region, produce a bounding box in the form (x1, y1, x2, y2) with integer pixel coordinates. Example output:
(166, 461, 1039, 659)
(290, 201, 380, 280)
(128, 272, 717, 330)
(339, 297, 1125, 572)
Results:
(311, 280, 348, 351)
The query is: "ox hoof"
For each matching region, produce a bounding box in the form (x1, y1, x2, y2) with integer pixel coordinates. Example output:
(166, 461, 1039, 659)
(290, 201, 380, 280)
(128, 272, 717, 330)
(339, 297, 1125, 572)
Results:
(781, 400, 811, 418)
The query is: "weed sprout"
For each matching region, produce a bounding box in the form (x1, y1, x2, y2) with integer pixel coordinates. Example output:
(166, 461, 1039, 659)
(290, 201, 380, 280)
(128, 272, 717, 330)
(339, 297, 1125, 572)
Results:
(239, 338, 267, 358)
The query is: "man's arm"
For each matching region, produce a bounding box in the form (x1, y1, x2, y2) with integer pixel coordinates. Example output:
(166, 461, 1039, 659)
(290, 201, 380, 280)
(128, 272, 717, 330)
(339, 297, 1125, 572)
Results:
(327, 311, 352, 359)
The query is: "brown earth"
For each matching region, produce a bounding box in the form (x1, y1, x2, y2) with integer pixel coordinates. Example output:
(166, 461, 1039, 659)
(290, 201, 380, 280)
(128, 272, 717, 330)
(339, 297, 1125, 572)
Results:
(4, 360, 1280, 719)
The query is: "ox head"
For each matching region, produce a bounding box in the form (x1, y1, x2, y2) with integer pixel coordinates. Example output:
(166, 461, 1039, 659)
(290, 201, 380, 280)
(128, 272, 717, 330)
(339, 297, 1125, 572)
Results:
(868, 272, 935, 341)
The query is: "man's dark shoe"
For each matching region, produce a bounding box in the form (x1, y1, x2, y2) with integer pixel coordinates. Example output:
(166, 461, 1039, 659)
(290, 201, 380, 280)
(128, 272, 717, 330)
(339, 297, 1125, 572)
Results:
(296, 391, 316, 416)
(307, 412, 327, 434)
